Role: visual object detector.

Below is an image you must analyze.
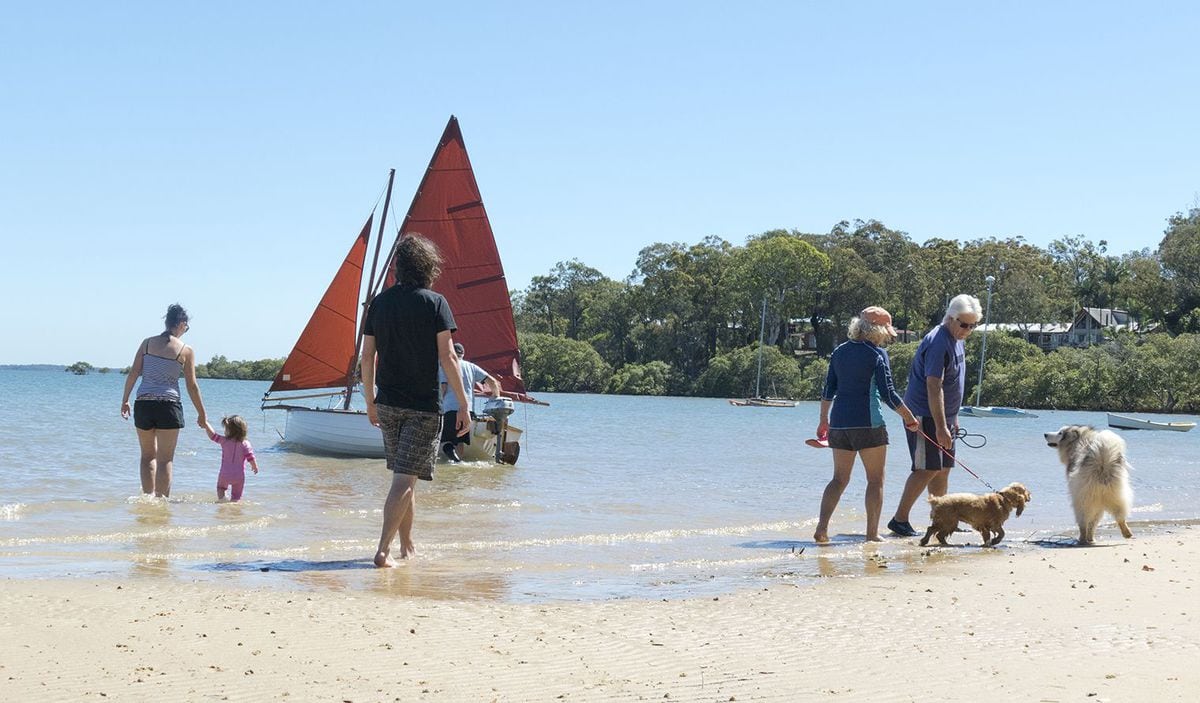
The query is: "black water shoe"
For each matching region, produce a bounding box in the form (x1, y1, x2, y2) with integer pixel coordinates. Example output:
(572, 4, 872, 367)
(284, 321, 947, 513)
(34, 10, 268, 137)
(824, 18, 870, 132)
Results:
(887, 518, 918, 537)
(441, 443, 463, 463)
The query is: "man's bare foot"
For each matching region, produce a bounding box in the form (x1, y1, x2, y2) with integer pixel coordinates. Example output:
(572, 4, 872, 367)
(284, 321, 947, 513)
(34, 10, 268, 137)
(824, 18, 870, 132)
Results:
(865, 534, 884, 542)
(374, 551, 396, 568)
(814, 531, 830, 544)
(399, 543, 417, 559)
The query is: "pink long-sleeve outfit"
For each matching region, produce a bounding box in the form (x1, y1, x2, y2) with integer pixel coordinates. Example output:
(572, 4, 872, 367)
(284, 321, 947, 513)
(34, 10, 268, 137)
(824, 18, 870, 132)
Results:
(212, 434, 255, 501)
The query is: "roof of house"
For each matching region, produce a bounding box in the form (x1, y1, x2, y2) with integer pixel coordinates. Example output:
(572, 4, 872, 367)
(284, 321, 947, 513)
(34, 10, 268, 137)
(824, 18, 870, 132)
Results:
(979, 322, 1070, 334)
(1075, 307, 1138, 331)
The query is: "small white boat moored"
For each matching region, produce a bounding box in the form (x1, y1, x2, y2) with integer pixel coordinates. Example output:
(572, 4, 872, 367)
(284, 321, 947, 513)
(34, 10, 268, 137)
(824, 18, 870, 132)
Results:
(1107, 412, 1196, 432)
(960, 406, 1038, 418)
(283, 401, 524, 463)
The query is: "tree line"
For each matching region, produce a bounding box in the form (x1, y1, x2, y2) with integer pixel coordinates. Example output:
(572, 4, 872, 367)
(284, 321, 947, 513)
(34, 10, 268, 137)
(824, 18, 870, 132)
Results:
(116, 355, 284, 381)
(510, 208, 1200, 411)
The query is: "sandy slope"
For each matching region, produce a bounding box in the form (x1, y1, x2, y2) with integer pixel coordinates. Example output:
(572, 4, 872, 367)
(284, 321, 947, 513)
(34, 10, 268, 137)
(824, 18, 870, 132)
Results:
(2, 525, 1197, 702)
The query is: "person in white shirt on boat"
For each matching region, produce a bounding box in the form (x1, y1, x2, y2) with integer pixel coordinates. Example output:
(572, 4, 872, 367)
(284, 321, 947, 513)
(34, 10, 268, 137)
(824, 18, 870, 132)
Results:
(438, 342, 501, 463)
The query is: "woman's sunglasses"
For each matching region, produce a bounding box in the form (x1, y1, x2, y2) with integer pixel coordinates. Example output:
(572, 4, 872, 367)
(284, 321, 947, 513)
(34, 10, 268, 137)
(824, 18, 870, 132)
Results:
(954, 318, 978, 330)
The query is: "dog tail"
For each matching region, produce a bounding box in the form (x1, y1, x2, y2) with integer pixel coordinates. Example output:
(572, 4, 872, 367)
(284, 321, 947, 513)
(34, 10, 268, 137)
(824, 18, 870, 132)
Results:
(1092, 436, 1130, 485)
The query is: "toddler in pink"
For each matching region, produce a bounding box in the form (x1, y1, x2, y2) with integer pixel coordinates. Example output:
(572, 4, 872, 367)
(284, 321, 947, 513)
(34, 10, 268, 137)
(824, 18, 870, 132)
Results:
(204, 415, 258, 501)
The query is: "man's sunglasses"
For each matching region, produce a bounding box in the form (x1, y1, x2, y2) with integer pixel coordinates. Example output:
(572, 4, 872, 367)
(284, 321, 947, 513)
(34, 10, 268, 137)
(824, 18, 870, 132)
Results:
(955, 319, 978, 330)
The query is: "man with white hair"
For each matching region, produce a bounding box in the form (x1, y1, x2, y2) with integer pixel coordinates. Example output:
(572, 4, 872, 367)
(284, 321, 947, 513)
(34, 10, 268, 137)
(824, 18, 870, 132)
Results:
(887, 293, 983, 537)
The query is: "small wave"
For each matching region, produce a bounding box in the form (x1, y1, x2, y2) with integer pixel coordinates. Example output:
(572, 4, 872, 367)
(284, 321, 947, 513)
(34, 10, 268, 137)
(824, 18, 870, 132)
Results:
(451, 501, 522, 510)
(436, 520, 809, 553)
(1130, 503, 1163, 514)
(631, 552, 804, 571)
(1, 503, 25, 521)
(0, 514, 285, 547)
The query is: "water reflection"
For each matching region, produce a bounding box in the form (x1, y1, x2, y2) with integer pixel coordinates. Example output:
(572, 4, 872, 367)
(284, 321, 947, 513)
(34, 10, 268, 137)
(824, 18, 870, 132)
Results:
(129, 499, 174, 577)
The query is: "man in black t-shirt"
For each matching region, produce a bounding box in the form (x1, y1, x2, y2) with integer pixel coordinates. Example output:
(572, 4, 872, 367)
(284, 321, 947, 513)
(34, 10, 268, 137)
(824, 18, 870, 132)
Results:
(361, 234, 470, 568)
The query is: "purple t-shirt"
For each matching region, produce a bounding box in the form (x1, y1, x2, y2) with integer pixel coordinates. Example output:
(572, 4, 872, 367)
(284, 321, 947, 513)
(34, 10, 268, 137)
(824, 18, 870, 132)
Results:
(902, 324, 965, 419)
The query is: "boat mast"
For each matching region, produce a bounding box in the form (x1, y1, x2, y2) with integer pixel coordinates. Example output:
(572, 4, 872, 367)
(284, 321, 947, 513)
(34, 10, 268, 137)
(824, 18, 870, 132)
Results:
(755, 296, 767, 399)
(345, 168, 396, 410)
(974, 274, 995, 407)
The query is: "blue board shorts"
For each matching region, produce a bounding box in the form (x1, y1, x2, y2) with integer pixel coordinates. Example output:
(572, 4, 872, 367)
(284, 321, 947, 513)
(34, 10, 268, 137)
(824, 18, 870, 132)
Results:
(906, 415, 955, 470)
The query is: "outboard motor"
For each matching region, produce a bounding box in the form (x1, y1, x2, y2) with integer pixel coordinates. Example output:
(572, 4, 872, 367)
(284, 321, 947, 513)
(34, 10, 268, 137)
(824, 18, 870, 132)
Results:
(482, 397, 517, 464)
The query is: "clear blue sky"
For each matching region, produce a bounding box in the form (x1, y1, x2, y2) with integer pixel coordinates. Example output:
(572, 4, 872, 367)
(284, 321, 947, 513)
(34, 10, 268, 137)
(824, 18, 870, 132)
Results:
(2, 2, 1197, 366)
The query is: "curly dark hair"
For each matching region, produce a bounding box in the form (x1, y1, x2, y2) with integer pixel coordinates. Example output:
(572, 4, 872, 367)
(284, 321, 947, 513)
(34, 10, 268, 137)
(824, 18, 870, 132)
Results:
(394, 233, 443, 288)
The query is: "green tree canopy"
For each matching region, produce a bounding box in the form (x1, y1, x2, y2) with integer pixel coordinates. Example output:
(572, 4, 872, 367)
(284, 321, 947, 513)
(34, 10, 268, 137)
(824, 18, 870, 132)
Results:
(518, 332, 612, 392)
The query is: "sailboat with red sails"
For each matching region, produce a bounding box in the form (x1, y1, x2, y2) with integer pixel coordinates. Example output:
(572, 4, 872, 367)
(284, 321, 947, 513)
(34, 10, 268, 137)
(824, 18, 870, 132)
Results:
(261, 116, 543, 463)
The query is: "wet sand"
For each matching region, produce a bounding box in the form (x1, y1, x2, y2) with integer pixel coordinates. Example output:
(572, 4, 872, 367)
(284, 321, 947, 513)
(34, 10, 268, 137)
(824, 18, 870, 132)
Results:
(2, 524, 1197, 702)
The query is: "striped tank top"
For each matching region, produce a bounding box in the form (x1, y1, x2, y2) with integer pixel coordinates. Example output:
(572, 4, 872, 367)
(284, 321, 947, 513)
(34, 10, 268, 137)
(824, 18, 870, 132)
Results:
(136, 339, 185, 402)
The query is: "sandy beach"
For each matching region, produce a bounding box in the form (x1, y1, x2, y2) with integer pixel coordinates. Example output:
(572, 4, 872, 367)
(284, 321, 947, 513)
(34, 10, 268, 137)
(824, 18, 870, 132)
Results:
(2, 524, 1196, 702)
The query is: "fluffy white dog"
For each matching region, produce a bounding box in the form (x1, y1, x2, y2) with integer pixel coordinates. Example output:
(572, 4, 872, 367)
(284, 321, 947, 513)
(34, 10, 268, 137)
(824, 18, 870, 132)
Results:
(1044, 425, 1134, 545)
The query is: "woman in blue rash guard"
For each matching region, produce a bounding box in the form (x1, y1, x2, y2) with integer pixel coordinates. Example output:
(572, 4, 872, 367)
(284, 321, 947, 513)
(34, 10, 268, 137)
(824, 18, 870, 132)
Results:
(814, 307, 918, 543)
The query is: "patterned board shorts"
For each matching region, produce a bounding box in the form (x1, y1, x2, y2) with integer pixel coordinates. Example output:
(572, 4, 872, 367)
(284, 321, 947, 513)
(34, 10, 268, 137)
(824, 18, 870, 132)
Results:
(376, 404, 442, 481)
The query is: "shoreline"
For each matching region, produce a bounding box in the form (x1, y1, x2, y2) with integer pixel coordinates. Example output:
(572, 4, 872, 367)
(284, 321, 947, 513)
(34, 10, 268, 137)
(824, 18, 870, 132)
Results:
(2, 525, 1196, 701)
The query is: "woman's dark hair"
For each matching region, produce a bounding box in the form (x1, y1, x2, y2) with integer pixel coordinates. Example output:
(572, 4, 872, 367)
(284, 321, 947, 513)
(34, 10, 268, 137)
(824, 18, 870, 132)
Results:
(394, 234, 443, 288)
(164, 304, 189, 334)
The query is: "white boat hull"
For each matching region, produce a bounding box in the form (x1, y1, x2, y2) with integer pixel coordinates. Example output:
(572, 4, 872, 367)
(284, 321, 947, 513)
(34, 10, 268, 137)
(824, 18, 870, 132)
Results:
(1107, 412, 1196, 432)
(729, 397, 798, 408)
(282, 407, 523, 461)
(959, 406, 1038, 418)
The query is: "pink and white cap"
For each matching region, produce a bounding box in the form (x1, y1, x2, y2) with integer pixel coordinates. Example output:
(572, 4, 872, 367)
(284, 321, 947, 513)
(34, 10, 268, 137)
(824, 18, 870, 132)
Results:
(861, 306, 897, 337)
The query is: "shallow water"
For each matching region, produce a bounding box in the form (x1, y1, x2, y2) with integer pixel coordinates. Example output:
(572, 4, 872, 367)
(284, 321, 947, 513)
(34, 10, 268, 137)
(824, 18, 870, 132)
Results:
(1, 368, 1197, 602)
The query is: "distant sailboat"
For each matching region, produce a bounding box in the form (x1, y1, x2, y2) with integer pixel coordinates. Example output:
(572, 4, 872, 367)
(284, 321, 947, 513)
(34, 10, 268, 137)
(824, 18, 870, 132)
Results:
(729, 298, 798, 408)
(262, 116, 544, 463)
(960, 275, 1037, 419)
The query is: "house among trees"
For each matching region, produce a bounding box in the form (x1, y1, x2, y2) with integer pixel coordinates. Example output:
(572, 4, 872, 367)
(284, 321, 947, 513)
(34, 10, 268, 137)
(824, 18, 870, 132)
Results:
(1067, 307, 1140, 347)
(981, 307, 1141, 351)
(978, 322, 1071, 351)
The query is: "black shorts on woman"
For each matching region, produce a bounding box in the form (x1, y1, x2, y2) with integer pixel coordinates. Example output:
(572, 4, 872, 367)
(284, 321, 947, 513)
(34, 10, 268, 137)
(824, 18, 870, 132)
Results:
(905, 415, 956, 470)
(827, 426, 889, 451)
(133, 399, 184, 430)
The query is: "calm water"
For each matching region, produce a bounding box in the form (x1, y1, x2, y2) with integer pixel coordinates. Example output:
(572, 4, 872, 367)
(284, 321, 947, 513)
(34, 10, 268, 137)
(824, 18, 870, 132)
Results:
(1, 368, 1197, 602)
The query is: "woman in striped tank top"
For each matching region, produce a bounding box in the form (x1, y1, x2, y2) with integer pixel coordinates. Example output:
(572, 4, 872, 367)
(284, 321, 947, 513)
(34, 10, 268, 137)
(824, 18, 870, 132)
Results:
(120, 304, 209, 497)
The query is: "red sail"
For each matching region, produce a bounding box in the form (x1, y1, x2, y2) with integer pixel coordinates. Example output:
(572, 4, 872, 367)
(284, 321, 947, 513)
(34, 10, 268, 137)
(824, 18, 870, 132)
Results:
(386, 116, 532, 401)
(269, 217, 372, 392)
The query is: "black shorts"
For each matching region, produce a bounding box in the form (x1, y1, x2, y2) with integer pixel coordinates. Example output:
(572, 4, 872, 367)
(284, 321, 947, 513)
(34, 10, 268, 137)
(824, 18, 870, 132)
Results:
(906, 415, 955, 470)
(133, 399, 185, 430)
(440, 410, 472, 446)
(827, 426, 888, 451)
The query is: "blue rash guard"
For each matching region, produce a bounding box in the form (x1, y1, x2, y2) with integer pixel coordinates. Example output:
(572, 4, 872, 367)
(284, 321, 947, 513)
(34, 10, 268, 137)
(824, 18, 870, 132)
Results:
(821, 340, 904, 429)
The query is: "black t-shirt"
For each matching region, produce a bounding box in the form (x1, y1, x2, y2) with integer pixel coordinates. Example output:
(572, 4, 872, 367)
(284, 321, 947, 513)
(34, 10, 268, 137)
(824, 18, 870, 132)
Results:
(362, 285, 456, 412)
